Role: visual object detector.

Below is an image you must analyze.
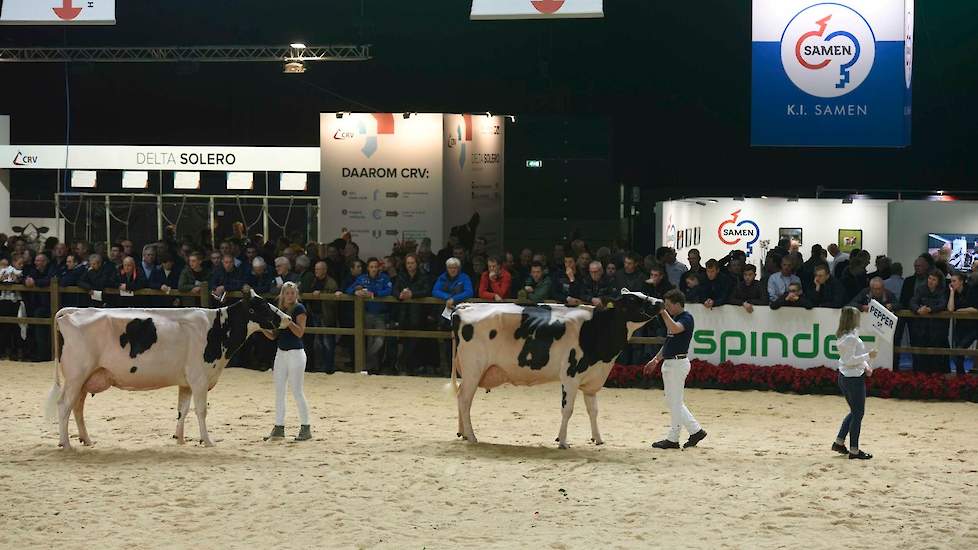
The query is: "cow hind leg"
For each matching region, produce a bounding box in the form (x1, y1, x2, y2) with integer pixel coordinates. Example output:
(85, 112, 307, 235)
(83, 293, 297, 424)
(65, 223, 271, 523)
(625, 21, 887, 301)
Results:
(174, 386, 192, 444)
(457, 372, 480, 444)
(190, 383, 214, 447)
(57, 379, 83, 449)
(73, 392, 94, 446)
(583, 393, 603, 445)
(556, 382, 579, 449)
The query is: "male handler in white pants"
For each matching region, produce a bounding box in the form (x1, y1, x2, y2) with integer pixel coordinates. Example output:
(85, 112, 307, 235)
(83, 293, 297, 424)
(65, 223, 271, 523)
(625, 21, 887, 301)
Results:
(644, 289, 707, 449)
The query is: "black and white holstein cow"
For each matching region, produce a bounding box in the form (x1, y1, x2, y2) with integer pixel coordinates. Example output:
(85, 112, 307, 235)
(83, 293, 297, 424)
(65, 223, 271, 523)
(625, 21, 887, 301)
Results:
(450, 290, 661, 448)
(44, 291, 290, 449)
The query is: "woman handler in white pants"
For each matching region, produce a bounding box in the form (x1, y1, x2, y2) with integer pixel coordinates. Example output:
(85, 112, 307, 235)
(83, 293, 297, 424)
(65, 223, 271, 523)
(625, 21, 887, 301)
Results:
(263, 282, 312, 441)
(644, 289, 708, 450)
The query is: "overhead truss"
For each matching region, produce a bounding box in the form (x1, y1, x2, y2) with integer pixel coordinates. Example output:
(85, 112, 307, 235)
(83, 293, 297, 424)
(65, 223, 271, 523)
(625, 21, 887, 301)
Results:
(0, 44, 371, 63)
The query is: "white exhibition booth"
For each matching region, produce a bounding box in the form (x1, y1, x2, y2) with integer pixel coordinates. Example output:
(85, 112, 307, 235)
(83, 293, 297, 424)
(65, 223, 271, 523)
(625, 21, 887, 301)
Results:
(656, 197, 978, 270)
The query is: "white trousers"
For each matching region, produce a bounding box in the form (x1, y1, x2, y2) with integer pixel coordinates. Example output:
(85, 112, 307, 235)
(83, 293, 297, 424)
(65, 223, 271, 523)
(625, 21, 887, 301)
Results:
(662, 358, 701, 442)
(274, 349, 309, 426)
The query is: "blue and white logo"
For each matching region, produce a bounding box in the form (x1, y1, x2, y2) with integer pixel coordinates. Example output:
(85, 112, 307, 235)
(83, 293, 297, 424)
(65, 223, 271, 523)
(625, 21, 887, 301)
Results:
(781, 5, 876, 98)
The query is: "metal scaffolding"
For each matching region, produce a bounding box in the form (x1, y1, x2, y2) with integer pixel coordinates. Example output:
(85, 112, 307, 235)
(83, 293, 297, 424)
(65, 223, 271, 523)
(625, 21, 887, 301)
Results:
(0, 44, 371, 63)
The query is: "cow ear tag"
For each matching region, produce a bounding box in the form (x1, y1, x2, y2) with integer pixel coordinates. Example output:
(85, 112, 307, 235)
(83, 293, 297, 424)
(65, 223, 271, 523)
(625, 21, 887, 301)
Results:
(606, 301, 615, 309)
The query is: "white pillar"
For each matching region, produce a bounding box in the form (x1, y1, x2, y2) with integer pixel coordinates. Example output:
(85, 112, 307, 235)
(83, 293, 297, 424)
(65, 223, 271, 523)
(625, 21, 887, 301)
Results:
(0, 115, 10, 235)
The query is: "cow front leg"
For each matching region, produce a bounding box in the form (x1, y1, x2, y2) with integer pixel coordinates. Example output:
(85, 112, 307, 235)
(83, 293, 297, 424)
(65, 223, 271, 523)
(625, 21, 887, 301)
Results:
(583, 392, 603, 445)
(556, 383, 579, 449)
(174, 386, 192, 444)
(73, 391, 94, 446)
(190, 384, 214, 447)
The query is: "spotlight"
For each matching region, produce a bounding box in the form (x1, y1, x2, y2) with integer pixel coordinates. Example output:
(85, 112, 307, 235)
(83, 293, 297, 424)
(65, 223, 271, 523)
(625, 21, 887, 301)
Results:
(283, 60, 306, 74)
(760, 195, 769, 199)
(707, 199, 719, 203)
(336, 112, 348, 119)
(485, 112, 492, 118)
(507, 115, 516, 123)
(402, 112, 413, 119)
(695, 201, 707, 206)
(290, 43, 307, 49)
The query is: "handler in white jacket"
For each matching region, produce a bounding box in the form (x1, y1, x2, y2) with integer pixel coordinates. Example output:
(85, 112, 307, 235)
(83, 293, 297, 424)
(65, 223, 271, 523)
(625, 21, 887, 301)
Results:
(832, 306, 876, 460)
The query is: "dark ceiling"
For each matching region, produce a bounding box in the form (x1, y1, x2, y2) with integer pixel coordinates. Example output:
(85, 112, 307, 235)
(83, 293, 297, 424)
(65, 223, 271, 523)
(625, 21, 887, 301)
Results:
(0, 0, 975, 200)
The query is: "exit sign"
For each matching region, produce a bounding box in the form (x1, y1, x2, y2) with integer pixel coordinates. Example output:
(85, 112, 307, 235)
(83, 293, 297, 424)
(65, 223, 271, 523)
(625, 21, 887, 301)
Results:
(526, 160, 543, 168)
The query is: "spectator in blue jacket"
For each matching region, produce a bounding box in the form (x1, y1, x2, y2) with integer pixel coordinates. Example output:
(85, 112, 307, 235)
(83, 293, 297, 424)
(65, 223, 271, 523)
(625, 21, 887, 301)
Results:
(211, 254, 245, 301)
(340, 257, 393, 373)
(432, 257, 474, 309)
(23, 253, 55, 361)
(58, 254, 86, 307)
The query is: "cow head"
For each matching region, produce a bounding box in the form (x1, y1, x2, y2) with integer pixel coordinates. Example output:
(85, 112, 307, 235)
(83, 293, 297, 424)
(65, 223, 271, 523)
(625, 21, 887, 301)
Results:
(611, 289, 663, 323)
(246, 289, 292, 332)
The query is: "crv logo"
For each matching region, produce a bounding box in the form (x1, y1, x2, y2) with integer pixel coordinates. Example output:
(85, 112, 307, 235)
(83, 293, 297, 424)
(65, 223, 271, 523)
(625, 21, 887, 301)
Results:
(691, 324, 876, 363)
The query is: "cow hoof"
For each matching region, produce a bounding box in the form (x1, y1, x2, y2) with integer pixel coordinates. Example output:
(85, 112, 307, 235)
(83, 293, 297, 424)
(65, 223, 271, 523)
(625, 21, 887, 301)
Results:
(592, 439, 605, 446)
(558, 442, 570, 450)
(57, 443, 73, 451)
(457, 432, 463, 438)
(80, 439, 95, 447)
(200, 441, 215, 448)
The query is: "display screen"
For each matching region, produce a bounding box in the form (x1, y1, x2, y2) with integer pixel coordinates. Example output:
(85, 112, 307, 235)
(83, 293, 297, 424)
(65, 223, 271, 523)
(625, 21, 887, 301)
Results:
(927, 233, 978, 272)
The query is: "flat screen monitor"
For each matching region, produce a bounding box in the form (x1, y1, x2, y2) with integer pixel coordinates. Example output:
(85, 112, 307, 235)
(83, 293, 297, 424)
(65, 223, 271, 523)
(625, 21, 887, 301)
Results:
(927, 233, 978, 272)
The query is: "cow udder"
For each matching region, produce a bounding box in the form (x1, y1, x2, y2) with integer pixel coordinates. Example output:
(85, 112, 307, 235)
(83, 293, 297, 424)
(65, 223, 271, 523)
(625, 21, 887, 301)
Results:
(83, 369, 116, 394)
(478, 365, 510, 389)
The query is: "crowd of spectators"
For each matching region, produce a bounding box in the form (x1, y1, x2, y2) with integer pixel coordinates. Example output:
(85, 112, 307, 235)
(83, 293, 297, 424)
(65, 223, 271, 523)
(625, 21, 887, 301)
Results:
(1, 225, 976, 375)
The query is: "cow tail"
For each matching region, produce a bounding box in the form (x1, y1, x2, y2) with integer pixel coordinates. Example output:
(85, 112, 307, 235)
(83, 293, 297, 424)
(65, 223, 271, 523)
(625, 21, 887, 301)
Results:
(446, 335, 460, 395)
(44, 313, 65, 422)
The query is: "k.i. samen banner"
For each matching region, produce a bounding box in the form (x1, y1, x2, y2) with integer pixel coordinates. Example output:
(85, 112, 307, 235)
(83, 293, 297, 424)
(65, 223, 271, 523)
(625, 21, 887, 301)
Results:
(320, 113, 445, 261)
(751, 0, 913, 147)
(684, 304, 894, 370)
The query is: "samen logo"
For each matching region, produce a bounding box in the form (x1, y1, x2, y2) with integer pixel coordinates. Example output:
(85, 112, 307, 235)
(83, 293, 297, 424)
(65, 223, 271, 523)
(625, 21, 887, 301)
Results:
(692, 324, 876, 363)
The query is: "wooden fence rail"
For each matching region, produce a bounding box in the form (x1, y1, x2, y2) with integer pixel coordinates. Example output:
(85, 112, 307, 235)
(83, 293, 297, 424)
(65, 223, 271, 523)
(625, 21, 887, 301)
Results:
(0, 283, 974, 371)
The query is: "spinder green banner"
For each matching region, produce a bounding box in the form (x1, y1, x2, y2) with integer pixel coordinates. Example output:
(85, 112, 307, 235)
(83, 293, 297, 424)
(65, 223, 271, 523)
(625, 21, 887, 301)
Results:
(684, 304, 893, 369)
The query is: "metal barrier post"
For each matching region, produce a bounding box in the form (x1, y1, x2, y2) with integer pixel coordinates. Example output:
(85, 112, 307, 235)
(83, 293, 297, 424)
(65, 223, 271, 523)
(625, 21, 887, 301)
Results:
(49, 278, 60, 361)
(354, 296, 366, 373)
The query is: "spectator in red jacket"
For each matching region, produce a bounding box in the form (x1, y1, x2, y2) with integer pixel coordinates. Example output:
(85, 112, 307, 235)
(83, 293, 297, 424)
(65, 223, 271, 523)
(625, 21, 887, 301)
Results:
(478, 256, 512, 302)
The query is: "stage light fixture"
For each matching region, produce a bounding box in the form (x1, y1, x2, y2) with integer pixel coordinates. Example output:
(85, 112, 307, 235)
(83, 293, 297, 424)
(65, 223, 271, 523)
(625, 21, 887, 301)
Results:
(507, 115, 516, 123)
(290, 43, 307, 49)
(760, 195, 769, 199)
(402, 112, 413, 119)
(283, 60, 305, 74)
(842, 197, 854, 204)
(707, 199, 719, 203)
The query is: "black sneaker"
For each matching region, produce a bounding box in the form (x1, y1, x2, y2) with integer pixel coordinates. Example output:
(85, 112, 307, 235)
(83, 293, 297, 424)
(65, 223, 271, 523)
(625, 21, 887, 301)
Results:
(684, 429, 708, 448)
(849, 450, 873, 460)
(652, 439, 680, 449)
(831, 442, 849, 455)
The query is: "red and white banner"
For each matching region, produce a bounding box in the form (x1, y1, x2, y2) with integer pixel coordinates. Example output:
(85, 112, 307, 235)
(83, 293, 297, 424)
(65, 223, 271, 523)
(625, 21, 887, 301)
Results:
(1, 0, 116, 25)
(471, 0, 603, 20)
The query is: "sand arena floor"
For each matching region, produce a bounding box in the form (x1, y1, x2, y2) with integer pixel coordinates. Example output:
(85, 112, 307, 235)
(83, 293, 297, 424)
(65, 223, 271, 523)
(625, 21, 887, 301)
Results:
(1, 360, 976, 549)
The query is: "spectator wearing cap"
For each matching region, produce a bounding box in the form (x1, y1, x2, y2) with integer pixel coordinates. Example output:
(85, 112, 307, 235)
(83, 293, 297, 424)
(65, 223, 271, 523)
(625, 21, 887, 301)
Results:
(948, 272, 978, 375)
(730, 263, 767, 313)
(848, 277, 896, 312)
(809, 264, 847, 308)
